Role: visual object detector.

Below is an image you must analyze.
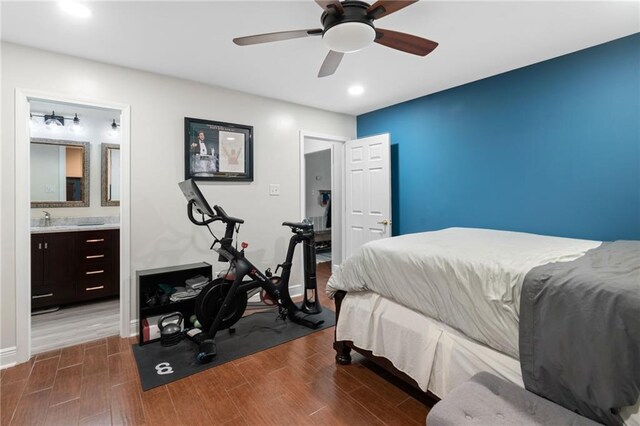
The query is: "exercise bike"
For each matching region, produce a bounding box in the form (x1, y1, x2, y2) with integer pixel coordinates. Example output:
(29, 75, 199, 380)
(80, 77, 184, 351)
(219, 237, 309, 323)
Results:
(178, 179, 324, 363)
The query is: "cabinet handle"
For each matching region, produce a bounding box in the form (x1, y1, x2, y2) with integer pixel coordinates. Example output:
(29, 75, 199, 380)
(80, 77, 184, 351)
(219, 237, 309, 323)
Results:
(86, 270, 105, 275)
(86, 239, 105, 243)
(32, 293, 53, 299)
(85, 254, 105, 259)
(86, 286, 104, 291)
(44, 242, 48, 249)
(38, 243, 42, 250)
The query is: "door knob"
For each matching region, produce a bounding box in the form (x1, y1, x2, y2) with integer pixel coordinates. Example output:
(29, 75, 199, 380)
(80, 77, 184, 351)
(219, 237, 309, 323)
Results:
(377, 219, 392, 225)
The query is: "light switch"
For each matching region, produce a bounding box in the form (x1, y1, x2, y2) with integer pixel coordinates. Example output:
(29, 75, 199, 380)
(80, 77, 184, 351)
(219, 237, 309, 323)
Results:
(269, 184, 280, 196)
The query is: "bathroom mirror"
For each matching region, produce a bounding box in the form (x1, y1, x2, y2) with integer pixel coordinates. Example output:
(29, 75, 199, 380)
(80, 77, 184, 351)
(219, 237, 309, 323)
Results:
(101, 143, 120, 206)
(30, 138, 90, 208)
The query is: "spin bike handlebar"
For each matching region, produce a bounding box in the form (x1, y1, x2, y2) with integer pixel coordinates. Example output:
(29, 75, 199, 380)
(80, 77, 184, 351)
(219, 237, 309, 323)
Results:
(213, 205, 245, 225)
(186, 200, 244, 227)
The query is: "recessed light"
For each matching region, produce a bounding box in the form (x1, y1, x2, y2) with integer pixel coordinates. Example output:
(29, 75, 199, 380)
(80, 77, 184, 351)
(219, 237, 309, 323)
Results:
(226, 137, 235, 141)
(348, 85, 364, 96)
(58, 1, 92, 19)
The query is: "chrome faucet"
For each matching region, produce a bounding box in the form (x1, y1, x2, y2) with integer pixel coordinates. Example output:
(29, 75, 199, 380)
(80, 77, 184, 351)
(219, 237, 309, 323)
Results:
(43, 211, 51, 227)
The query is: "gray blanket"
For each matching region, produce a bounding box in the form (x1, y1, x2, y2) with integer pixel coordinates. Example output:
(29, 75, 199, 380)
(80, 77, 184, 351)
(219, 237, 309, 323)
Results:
(520, 241, 640, 426)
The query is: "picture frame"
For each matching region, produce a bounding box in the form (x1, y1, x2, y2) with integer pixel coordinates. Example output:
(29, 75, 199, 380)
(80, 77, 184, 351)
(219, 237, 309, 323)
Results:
(184, 117, 253, 182)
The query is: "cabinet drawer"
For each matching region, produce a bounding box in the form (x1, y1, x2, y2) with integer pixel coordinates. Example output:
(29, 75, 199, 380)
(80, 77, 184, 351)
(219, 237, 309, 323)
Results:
(78, 261, 113, 278)
(76, 274, 114, 301)
(31, 285, 75, 309)
(77, 231, 115, 251)
(79, 248, 113, 264)
(32, 288, 57, 309)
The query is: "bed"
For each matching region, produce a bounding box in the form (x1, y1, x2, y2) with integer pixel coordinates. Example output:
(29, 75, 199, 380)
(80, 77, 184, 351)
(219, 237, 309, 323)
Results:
(327, 227, 640, 425)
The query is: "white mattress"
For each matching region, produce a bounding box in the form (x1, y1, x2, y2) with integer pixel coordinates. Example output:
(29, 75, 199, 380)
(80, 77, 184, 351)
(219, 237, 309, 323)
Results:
(328, 227, 601, 358)
(336, 292, 640, 426)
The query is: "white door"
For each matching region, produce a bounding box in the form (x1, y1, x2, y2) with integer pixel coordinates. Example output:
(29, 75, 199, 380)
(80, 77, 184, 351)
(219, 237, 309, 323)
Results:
(345, 134, 391, 259)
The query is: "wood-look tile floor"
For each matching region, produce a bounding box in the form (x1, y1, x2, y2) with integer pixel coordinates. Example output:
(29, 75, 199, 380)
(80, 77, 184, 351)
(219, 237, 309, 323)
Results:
(1, 262, 433, 425)
(31, 298, 120, 355)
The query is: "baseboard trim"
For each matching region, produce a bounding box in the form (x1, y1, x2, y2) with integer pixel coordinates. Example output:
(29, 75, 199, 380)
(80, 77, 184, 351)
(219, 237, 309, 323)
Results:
(0, 346, 17, 370)
(129, 320, 138, 337)
(289, 284, 303, 298)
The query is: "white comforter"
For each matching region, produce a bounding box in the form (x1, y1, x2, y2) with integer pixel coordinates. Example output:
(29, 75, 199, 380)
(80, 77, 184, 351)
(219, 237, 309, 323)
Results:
(327, 227, 601, 358)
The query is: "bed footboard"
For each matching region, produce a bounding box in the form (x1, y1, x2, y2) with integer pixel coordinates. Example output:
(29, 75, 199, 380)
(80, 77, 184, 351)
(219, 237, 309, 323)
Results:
(333, 290, 352, 365)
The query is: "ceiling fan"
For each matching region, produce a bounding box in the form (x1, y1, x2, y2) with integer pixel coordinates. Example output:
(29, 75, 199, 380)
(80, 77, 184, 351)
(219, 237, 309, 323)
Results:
(233, 0, 438, 78)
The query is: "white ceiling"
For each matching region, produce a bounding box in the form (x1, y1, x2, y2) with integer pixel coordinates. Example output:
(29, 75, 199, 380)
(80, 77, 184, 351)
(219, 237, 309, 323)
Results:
(2, 1, 638, 116)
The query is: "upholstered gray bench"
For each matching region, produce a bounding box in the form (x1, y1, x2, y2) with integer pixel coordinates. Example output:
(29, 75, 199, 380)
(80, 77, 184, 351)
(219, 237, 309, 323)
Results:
(426, 372, 600, 425)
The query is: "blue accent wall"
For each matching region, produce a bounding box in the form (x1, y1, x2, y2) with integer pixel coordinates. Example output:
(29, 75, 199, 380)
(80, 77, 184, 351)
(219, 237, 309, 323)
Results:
(357, 34, 640, 241)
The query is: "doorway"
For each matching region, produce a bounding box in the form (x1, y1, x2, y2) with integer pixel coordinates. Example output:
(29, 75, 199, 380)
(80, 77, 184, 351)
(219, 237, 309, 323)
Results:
(300, 131, 348, 274)
(29, 100, 123, 353)
(14, 89, 131, 364)
(305, 149, 332, 264)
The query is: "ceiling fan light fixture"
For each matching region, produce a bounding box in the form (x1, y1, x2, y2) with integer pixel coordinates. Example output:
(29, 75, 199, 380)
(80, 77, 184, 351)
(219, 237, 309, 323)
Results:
(323, 21, 375, 53)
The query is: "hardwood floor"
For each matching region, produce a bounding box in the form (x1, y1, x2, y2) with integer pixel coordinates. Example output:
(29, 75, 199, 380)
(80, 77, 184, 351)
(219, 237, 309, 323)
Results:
(1, 262, 432, 425)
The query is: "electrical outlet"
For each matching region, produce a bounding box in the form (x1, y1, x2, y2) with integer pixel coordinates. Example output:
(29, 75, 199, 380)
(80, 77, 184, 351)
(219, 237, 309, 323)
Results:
(269, 184, 280, 196)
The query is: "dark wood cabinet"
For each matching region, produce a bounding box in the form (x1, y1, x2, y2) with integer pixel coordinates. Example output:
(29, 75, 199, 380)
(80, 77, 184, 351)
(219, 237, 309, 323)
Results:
(75, 230, 119, 301)
(31, 229, 119, 310)
(31, 235, 48, 306)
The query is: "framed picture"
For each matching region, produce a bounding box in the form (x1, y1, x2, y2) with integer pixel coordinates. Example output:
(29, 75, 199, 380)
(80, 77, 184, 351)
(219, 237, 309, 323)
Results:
(184, 117, 253, 182)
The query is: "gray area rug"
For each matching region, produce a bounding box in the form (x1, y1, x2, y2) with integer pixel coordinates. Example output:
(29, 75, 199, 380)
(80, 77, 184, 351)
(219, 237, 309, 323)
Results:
(132, 308, 335, 390)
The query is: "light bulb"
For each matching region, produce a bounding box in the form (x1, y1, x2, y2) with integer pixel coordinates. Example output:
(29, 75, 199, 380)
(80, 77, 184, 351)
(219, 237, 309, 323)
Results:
(58, 1, 92, 19)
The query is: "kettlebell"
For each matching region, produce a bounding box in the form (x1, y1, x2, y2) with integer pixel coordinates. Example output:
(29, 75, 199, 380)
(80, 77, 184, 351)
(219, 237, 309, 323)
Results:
(158, 312, 184, 347)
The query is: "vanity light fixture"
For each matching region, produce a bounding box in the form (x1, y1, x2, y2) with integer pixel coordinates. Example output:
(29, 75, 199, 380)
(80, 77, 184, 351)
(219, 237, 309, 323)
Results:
(31, 110, 82, 128)
(70, 113, 81, 131)
(44, 110, 65, 126)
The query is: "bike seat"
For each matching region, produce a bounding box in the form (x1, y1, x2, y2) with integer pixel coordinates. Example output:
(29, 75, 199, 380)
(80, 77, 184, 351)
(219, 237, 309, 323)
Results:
(282, 221, 313, 231)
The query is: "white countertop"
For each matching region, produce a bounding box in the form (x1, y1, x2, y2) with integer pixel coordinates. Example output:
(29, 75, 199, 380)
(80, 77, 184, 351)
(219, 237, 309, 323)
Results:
(31, 224, 120, 234)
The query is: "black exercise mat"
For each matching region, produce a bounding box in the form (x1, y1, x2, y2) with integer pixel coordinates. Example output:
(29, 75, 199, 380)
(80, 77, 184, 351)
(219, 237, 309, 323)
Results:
(132, 308, 335, 390)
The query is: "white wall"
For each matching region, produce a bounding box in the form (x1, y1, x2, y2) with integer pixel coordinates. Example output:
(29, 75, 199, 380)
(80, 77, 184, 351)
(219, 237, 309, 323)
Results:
(305, 149, 331, 221)
(29, 100, 121, 220)
(0, 42, 355, 352)
(304, 138, 336, 155)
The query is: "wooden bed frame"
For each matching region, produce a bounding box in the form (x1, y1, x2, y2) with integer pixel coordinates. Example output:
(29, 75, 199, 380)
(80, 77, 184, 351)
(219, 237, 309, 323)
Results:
(332, 290, 440, 402)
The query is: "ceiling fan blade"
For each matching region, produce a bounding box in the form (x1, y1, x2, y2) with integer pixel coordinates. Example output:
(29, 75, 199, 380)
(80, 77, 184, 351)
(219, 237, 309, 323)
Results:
(367, 0, 418, 19)
(315, 0, 344, 15)
(233, 29, 323, 46)
(318, 50, 344, 78)
(375, 28, 438, 56)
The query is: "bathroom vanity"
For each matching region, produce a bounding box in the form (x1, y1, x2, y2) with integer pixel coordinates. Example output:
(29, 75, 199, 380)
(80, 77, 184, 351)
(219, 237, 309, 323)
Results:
(31, 226, 119, 310)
